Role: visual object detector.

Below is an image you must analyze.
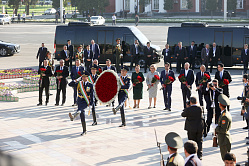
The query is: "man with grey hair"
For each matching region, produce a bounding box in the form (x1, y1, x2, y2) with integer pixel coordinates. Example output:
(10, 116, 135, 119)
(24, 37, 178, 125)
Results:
(90, 40, 100, 60)
(181, 97, 204, 160)
(201, 44, 210, 70)
(209, 42, 220, 73)
(184, 140, 202, 165)
(241, 44, 249, 73)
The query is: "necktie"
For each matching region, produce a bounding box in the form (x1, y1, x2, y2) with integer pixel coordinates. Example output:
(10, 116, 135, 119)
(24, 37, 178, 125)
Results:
(220, 71, 222, 79)
(201, 72, 203, 77)
(60, 67, 62, 70)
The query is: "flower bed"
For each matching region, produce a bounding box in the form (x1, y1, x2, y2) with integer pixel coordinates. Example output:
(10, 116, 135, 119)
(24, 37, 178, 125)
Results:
(17, 84, 56, 93)
(23, 75, 56, 84)
(0, 68, 37, 79)
(0, 89, 18, 102)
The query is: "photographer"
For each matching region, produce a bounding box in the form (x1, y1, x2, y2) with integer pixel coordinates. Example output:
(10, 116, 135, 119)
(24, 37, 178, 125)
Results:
(204, 79, 223, 133)
(239, 74, 249, 129)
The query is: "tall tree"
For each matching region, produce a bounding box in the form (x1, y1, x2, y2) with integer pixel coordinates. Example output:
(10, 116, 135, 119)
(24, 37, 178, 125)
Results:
(53, 0, 67, 10)
(187, 0, 193, 10)
(227, 0, 237, 11)
(8, 0, 20, 14)
(164, 0, 174, 11)
(76, 0, 109, 15)
(206, 0, 217, 18)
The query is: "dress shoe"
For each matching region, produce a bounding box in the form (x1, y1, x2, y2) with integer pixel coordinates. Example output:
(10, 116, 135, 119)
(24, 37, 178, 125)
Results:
(163, 108, 167, 110)
(45, 101, 48, 106)
(81, 131, 87, 136)
(55, 103, 59, 106)
(37, 103, 42, 106)
(148, 106, 151, 109)
(61, 103, 64, 106)
(243, 126, 248, 129)
(112, 108, 116, 115)
(69, 113, 74, 121)
(72, 103, 77, 106)
(133, 105, 136, 109)
(49, 93, 53, 96)
(153, 106, 156, 108)
(168, 108, 171, 112)
(137, 105, 139, 108)
(92, 122, 97, 126)
(119, 124, 126, 127)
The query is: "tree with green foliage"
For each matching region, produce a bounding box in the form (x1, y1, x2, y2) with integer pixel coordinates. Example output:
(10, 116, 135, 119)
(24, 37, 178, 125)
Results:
(53, 0, 67, 9)
(227, 0, 237, 11)
(187, 0, 193, 10)
(164, 0, 174, 11)
(206, 0, 217, 18)
(76, 0, 109, 15)
(8, 0, 20, 14)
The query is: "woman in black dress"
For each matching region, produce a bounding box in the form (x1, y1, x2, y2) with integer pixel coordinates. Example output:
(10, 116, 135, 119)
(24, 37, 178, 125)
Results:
(131, 64, 145, 108)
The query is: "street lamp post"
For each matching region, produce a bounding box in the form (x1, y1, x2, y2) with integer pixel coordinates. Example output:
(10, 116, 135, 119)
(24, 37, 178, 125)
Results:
(224, 0, 227, 21)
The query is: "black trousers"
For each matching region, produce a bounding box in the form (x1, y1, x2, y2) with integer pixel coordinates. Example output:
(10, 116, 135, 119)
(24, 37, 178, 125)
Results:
(65, 60, 69, 68)
(80, 110, 86, 132)
(182, 87, 191, 108)
(163, 86, 172, 109)
(39, 82, 49, 104)
(39, 61, 43, 69)
(206, 107, 221, 130)
(244, 61, 248, 74)
(198, 90, 209, 107)
(210, 59, 218, 73)
(144, 57, 153, 73)
(73, 85, 78, 104)
(118, 93, 128, 125)
(92, 96, 97, 123)
(177, 59, 185, 73)
(188, 56, 195, 70)
(188, 131, 203, 159)
(55, 82, 66, 104)
(130, 54, 139, 70)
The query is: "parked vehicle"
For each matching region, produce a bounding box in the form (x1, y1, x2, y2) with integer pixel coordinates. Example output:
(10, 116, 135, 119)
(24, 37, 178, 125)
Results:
(167, 22, 249, 68)
(44, 8, 56, 15)
(90, 16, 105, 25)
(0, 40, 20, 56)
(54, 22, 162, 67)
(44, 0, 52, 5)
(0, 14, 11, 25)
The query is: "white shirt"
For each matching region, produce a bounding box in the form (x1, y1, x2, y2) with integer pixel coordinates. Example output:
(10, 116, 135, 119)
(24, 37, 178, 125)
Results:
(184, 154, 196, 164)
(165, 70, 169, 76)
(107, 66, 111, 70)
(112, 15, 116, 20)
(60, 66, 63, 71)
(92, 44, 95, 54)
(135, 44, 138, 54)
(185, 69, 189, 76)
(22, 13, 26, 18)
(213, 47, 216, 57)
(64, 50, 68, 58)
(44, 66, 47, 69)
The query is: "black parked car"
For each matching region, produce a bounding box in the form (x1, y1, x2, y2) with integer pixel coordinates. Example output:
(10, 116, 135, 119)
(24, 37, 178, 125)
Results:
(0, 40, 20, 56)
(54, 22, 162, 67)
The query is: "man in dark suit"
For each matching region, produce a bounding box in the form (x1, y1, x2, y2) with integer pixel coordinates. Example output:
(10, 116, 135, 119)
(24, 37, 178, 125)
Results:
(130, 40, 141, 71)
(209, 42, 220, 73)
(215, 63, 232, 99)
(201, 44, 210, 70)
(184, 140, 203, 165)
(175, 42, 187, 73)
(241, 44, 249, 74)
(60, 45, 70, 67)
(195, 65, 211, 107)
(84, 45, 93, 72)
(112, 66, 130, 127)
(103, 59, 116, 71)
(55, 60, 69, 106)
(162, 44, 172, 69)
(144, 42, 154, 73)
(182, 97, 204, 160)
(160, 62, 175, 111)
(89, 59, 102, 74)
(90, 64, 98, 125)
(37, 60, 52, 106)
(36, 43, 47, 68)
(179, 62, 195, 108)
(204, 79, 223, 133)
(68, 71, 94, 136)
(70, 59, 84, 106)
(187, 41, 197, 70)
(114, 38, 122, 73)
(66, 40, 74, 71)
(90, 40, 100, 60)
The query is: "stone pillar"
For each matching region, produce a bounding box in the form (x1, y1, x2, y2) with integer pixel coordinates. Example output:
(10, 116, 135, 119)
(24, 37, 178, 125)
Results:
(159, 0, 166, 13)
(195, 0, 199, 12)
(130, 0, 135, 13)
(115, 0, 123, 13)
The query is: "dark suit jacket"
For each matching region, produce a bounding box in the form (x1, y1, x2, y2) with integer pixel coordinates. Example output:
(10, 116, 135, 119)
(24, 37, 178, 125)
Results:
(215, 70, 232, 97)
(241, 49, 249, 62)
(60, 49, 70, 60)
(175, 46, 187, 60)
(204, 87, 223, 110)
(66, 44, 74, 60)
(130, 44, 141, 56)
(201, 48, 210, 61)
(185, 155, 203, 166)
(38, 65, 52, 85)
(103, 65, 116, 71)
(84, 49, 94, 64)
(54, 66, 69, 85)
(209, 47, 220, 60)
(71, 66, 84, 80)
(119, 76, 131, 97)
(181, 106, 204, 132)
(77, 81, 94, 105)
(162, 48, 172, 62)
(144, 46, 153, 59)
(160, 70, 175, 89)
(90, 43, 100, 59)
(37, 47, 48, 62)
(179, 69, 195, 89)
(187, 45, 197, 58)
(195, 71, 211, 90)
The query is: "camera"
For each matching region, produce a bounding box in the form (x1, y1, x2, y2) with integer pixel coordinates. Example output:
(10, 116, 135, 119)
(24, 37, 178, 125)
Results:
(208, 82, 213, 87)
(237, 96, 247, 103)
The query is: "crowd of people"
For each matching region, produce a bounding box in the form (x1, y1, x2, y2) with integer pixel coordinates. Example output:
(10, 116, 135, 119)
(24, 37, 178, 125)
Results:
(36, 38, 249, 165)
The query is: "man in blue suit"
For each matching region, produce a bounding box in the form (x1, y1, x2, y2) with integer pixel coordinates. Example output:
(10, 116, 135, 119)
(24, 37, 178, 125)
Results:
(187, 41, 197, 70)
(69, 70, 94, 136)
(113, 66, 130, 127)
(241, 44, 249, 74)
(179, 62, 195, 108)
(90, 40, 100, 60)
(70, 59, 84, 106)
(160, 62, 175, 111)
(162, 44, 172, 69)
(195, 65, 211, 107)
(84, 45, 93, 72)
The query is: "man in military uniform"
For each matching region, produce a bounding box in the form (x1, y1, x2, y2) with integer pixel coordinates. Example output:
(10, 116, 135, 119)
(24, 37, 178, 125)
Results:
(114, 38, 123, 73)
(165, 132, 184, 166)
(68, 71, 94, 135)
(113, 66, 130, 127)
(215, 94, 232, 160)
(89, 64, 98, 125)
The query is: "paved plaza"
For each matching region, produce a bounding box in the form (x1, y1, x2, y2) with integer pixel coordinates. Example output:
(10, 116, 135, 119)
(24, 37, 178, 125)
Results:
(0, 23, 248, 166)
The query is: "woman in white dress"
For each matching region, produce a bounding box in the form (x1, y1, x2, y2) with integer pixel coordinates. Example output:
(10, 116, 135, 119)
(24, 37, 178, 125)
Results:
(146, 64, 160, 109)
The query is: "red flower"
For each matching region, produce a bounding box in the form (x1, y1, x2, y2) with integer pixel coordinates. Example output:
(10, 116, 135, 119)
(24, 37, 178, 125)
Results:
(40, 68, 46, 72)
(77, 71, 82, 76)
(154, 75, 160, 80)
(56, 70, 63, 73)
(168, 76, 174, 82)
(223, 79, 229, 85)
(133, 83, 136, 86)
(137, 76, 143, 82)
(98, 68, 102, 74)
(204, 73, 210, 80)
(178, 74, 184, 79)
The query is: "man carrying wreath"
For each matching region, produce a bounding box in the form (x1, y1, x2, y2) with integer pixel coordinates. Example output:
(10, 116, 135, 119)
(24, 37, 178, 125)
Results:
(160, 62, 175, 111)
(69, 70, 94, 136)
